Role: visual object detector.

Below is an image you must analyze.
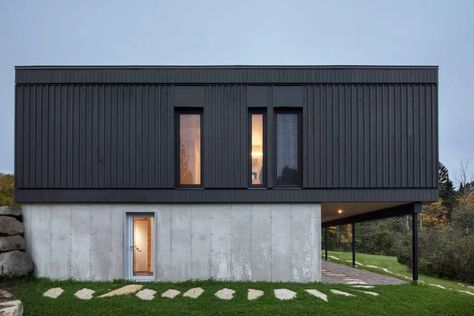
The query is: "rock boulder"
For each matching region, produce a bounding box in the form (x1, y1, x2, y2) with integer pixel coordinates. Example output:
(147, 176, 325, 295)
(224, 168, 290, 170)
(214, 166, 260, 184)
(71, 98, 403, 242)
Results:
(0, 217, 23, 235)
(0, 300, 23, 316)
(0, 236, 25, 252)
(0, 250, 33, 276)
(0, 207, 22, 217)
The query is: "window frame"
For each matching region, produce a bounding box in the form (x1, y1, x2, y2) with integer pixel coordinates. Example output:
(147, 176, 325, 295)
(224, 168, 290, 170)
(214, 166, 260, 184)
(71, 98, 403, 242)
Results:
(248, 109, 267, 188)
(175, 109, 203, 188)
(274, 109, 302, 188)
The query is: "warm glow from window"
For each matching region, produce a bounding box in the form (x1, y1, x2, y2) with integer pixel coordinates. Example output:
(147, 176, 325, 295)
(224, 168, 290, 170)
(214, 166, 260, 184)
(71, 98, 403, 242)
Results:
(133, 216, 153, 276)
(179, 114, 201, 185)
(251, 113, 264, 185)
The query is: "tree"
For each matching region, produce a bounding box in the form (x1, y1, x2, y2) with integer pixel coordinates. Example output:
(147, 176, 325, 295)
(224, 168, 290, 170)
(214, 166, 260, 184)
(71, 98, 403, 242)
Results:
(438, 162, 458, 221)
(457, 159, 474, 235)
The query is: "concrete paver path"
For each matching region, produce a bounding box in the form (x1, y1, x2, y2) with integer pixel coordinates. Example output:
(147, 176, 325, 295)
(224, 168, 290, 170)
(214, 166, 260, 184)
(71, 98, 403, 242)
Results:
(322, 261, 406, 285)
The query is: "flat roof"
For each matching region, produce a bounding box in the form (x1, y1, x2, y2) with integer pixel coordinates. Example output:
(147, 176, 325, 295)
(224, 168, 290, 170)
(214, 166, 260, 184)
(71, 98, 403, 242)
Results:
(15, 65, 438, 84)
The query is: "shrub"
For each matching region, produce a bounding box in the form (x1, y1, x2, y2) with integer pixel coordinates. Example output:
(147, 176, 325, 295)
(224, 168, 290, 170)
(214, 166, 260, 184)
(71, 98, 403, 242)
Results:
(397, 228, 474, 284)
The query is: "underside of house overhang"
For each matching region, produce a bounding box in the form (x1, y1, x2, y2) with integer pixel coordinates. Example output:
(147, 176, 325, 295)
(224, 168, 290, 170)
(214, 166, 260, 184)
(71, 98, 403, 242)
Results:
(321, 201, 423, 282)
(321, 202, 419, 227)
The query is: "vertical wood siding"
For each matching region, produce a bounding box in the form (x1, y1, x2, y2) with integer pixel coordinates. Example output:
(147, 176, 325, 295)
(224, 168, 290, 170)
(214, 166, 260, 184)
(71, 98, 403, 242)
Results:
(15, 83, 438, 190)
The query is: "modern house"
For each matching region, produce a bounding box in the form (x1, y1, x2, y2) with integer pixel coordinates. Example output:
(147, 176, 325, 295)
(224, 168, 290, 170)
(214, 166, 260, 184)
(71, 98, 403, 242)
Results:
(14, 66, 438, 282)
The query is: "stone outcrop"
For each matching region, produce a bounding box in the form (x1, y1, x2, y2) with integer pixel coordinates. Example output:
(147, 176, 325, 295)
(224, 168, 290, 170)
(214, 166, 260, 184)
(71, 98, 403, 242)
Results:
(0, 300, 23, 316)
(0, 206, 22, 217)
(0, 236, 25, 252)
(0, 206, 33, 277)
(0, 290, 23, 316)
(0, 250, 34, 276)
(0, 217, 23, 236)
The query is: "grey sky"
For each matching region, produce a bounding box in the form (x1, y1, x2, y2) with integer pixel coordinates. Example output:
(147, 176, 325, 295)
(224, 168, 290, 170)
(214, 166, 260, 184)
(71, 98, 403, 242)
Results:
(1, 0, 473, 184)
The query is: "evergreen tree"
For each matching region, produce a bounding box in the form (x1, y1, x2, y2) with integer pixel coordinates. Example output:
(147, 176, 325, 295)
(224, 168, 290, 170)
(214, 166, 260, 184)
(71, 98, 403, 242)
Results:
(438, 162, 457, 220)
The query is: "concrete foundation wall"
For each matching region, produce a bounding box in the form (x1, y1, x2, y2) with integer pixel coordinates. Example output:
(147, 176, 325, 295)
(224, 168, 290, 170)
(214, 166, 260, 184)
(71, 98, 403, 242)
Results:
(23, 203, 321, 282)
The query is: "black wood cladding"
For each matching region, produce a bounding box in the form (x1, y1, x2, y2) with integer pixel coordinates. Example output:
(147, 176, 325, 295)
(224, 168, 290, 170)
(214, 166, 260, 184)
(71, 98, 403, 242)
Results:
(14, 67, 438, 202)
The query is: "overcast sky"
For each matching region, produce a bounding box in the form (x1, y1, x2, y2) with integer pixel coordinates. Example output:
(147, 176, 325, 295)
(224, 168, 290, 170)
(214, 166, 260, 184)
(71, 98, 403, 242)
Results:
(1, 0, 473, 184)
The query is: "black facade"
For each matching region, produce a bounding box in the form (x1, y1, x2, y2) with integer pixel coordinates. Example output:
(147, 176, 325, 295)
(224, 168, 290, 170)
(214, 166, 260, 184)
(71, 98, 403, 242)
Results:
(14, 66, 439, 203)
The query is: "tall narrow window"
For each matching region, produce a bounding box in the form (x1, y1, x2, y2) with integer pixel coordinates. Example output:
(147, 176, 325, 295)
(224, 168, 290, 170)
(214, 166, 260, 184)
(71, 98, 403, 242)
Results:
(276, 111, 301, 186)
(178, 112, 201, 186)
(250, 112, 265, 186)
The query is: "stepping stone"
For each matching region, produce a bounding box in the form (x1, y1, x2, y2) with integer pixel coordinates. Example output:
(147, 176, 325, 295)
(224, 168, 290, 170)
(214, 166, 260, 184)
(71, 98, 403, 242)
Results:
(457, 290, 474, 296)
(274, 289, 297, 300)
(365, 265, 380, 269)
(43, 287, 64, 299)
(351, 285, 375, 289)
(214, 288, 235, 300)
(99, 284, 143, 298)
(343, 259, 362, 265)
(136, 289, 156, 301)
(330, 289, 355, 297)
(183, 287, 204, 299)
(305, 289, 327, 302)
(248, 289, 264, 301)
(345, 281, 368, 285)
(325, 273, 346, 277)
(74, 288, 95, 300)
(428, 284, 446, 289)
(359, 290, 379, 296)
(161, 289, 181, 299)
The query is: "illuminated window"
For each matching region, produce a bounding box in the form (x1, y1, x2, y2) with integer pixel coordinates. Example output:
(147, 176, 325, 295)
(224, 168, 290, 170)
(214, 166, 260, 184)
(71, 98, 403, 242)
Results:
(178, 112, 201, 186)
(250, 112, 265, 186)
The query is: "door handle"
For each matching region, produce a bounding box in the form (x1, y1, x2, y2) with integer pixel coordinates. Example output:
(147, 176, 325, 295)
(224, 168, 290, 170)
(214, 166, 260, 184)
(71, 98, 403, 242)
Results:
(130, 245, 142, 252)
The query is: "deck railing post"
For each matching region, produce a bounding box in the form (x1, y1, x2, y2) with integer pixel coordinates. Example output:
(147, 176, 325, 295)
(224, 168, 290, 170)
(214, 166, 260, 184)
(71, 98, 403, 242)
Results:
(352, 223, 356, 267)
(412, 202, 422, 283)
(324, 226, 328, 261)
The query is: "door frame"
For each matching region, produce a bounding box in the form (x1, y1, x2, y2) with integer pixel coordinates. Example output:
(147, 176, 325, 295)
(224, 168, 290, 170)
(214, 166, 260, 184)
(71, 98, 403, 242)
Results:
(125, 212, 156, 281)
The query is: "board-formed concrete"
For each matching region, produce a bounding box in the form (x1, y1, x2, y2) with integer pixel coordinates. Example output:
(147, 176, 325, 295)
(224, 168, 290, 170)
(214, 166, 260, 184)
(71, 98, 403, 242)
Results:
(22, 203, 321, 282)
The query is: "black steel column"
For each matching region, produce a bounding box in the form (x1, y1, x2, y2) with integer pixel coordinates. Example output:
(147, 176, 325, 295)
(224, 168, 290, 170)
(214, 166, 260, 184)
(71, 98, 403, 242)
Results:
(324, 227, 328, 261)
(412, 202, 422, 282)
(352, 223, 356, 267)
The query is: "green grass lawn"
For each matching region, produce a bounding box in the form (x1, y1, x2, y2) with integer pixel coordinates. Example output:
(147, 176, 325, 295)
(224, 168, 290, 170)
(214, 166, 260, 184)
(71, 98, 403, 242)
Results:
(326, 251, 474, 292)
(2, 277, 474, 316)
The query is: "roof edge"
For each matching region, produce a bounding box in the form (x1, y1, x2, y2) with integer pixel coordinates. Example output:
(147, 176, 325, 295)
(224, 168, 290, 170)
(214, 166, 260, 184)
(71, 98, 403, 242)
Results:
(15, 64, 439, 70)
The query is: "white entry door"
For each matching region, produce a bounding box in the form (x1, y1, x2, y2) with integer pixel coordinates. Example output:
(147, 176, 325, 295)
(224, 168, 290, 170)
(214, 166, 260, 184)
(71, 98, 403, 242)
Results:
(127, 213, 155, 281)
